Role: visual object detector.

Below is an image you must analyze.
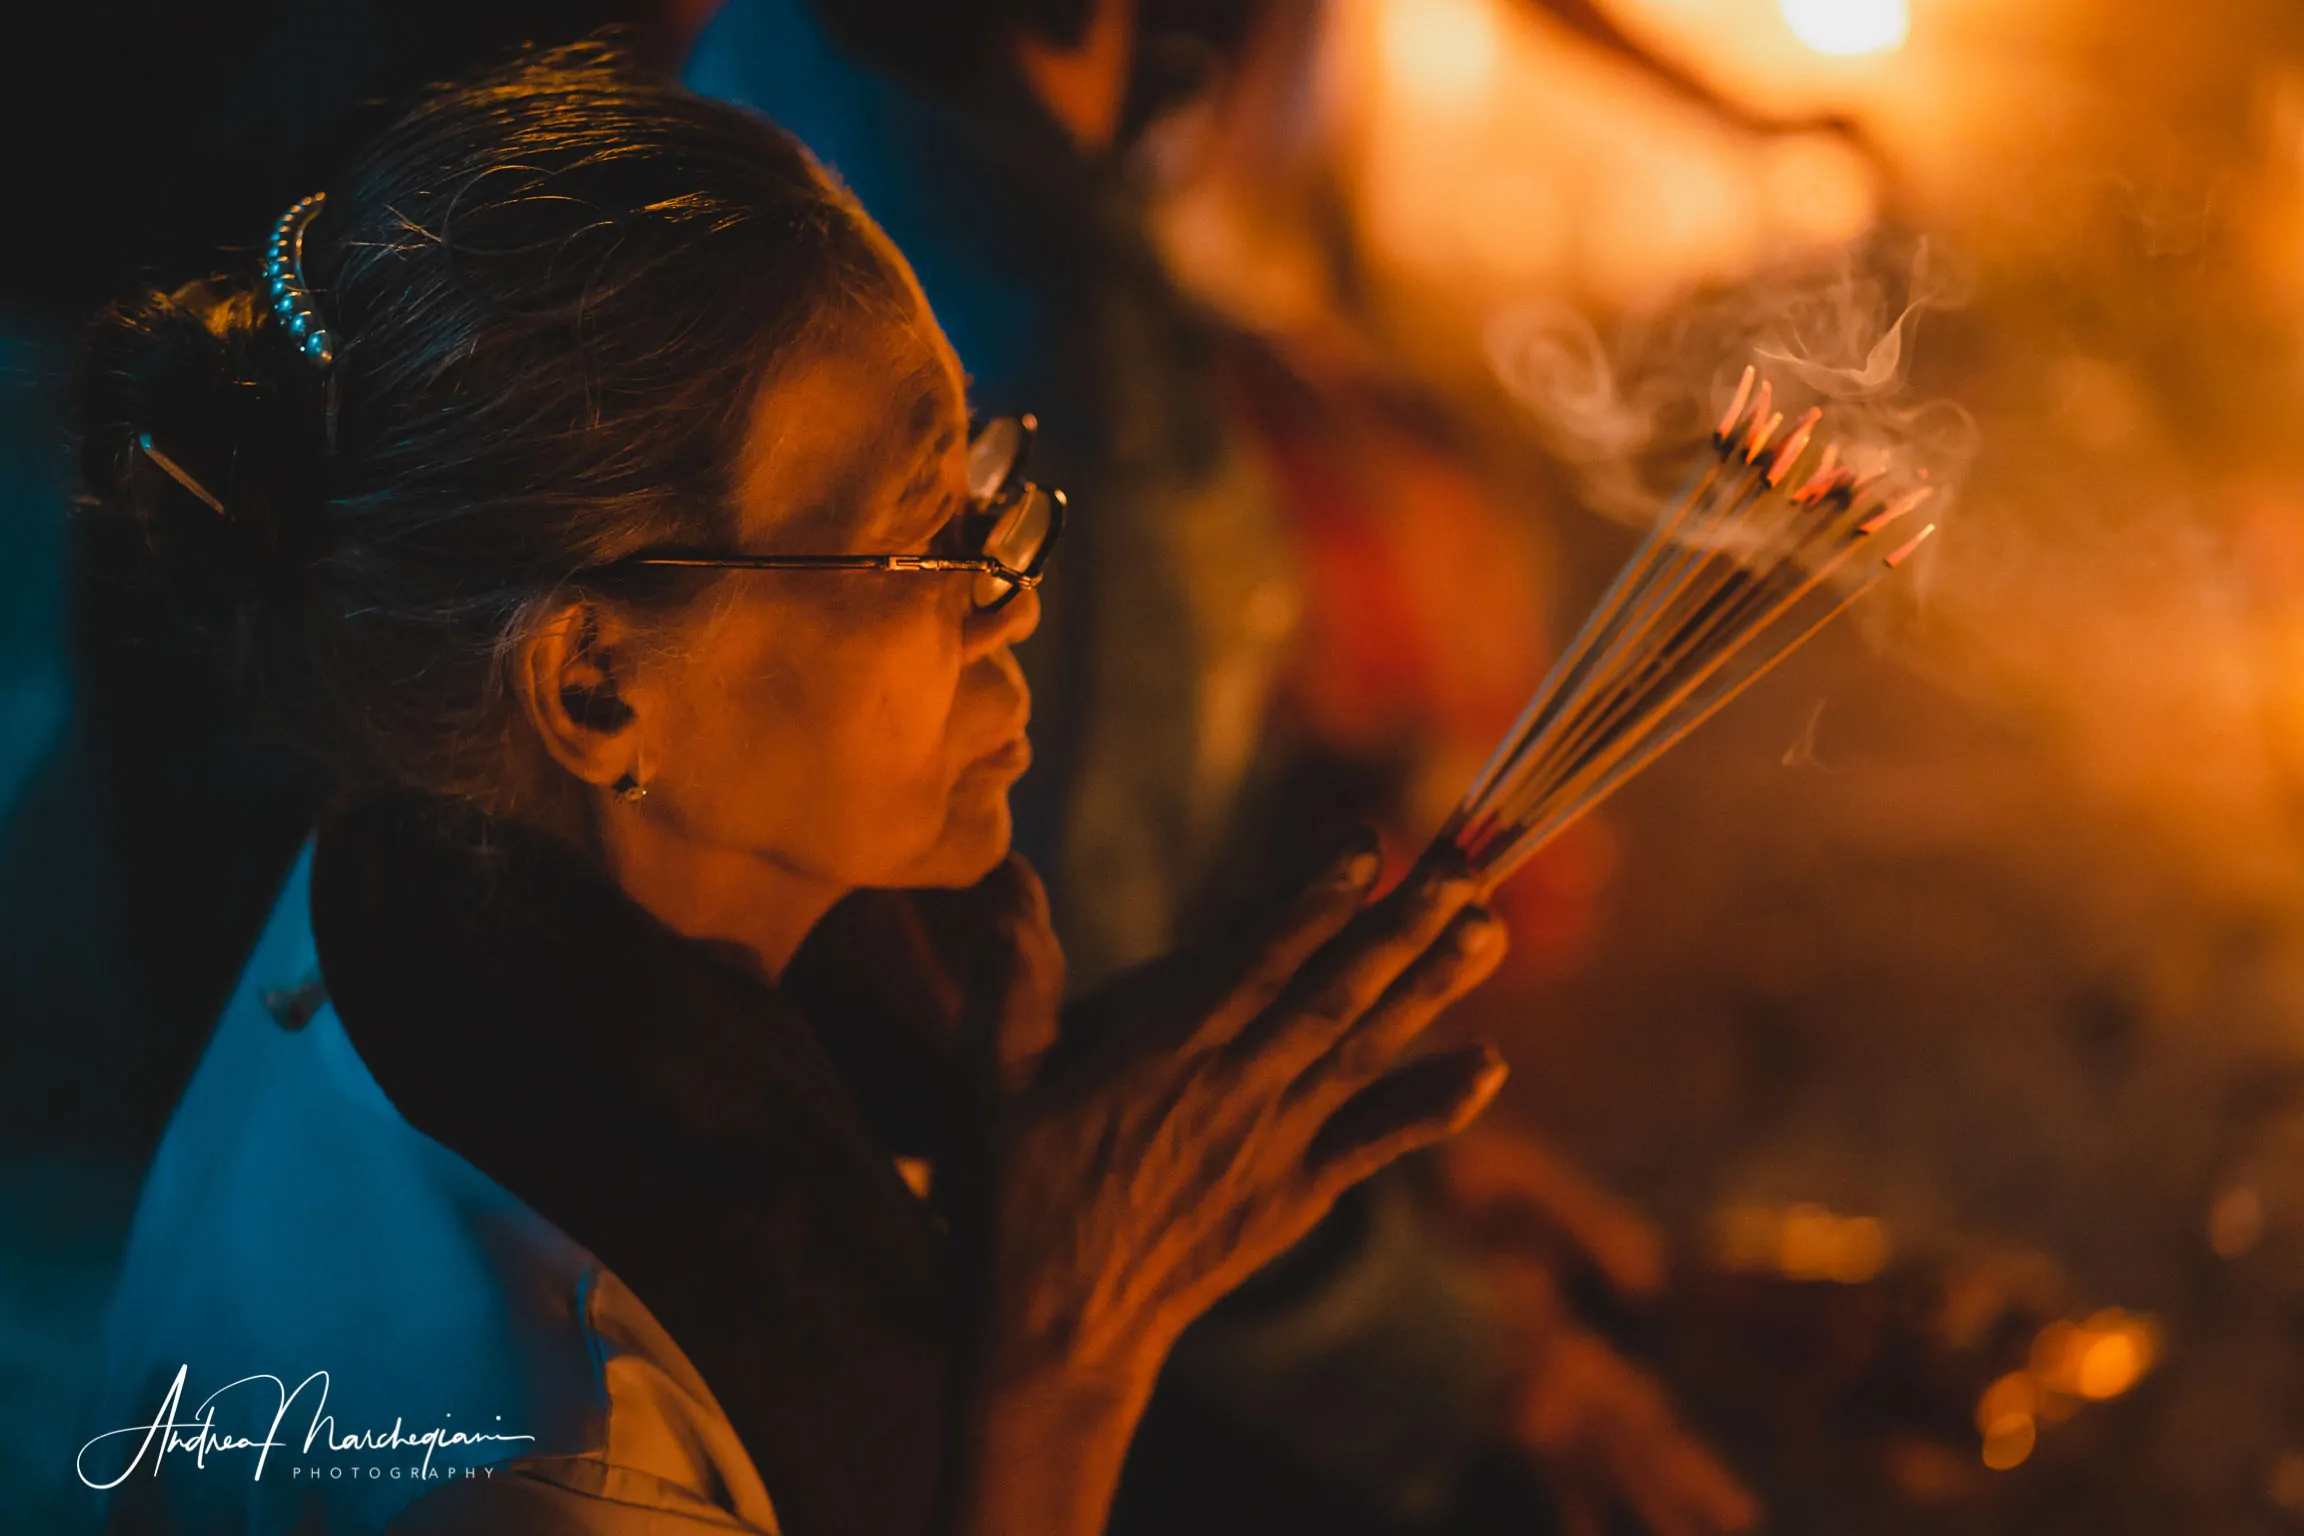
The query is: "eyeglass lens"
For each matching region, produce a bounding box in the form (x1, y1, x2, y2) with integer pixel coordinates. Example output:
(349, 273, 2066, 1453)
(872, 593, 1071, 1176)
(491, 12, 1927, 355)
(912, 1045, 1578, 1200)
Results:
(966, 417, 1027, 506)
(972, 484, 1054, 610)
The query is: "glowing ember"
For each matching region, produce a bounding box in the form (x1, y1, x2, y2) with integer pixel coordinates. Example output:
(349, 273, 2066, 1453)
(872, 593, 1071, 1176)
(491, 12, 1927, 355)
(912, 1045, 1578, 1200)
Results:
(1779, 0, 1910, 58)
(1768, 408, 1823, 485)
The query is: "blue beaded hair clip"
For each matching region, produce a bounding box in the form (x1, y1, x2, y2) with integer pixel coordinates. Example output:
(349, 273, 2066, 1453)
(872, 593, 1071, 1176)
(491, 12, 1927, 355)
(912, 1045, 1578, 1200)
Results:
(264, 192, 335, 368)
(130, 192, 339, 518)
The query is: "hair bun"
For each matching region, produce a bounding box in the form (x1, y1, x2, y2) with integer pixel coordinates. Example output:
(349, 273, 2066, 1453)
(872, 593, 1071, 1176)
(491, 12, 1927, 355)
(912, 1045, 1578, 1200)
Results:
(77, 278, 328, 636)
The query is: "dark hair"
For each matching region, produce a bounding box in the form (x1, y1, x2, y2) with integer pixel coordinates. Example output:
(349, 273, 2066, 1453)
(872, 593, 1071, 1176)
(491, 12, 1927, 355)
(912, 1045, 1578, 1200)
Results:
(77, 39, 910, 802)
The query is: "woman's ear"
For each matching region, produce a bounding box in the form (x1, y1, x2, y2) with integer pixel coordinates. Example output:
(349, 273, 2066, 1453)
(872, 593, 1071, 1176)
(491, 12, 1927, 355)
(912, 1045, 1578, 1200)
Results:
(514, 599, 643, 790)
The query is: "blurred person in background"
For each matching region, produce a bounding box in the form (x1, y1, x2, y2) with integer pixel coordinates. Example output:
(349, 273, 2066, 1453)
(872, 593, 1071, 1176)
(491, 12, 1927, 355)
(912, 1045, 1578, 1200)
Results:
(687, 2, 1771, 1532)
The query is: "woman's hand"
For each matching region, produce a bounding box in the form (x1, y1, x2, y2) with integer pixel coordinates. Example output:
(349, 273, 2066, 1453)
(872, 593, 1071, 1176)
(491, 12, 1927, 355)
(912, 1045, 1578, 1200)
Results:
(949, 833, 1509, 1535)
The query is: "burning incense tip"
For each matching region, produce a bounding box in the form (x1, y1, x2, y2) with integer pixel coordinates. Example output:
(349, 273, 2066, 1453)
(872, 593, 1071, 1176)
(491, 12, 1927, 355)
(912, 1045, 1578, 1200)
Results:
(1745, 411, 1786, 463)
(1769, 409, 1824, 486)
(1438, 370, 1938, 894)
(1884, 523, 1938, 567)
(1860, 485, 1934, 535)
(1794, 442, 1844, 502)
(1717, 365, 1758, 441)
(1723, 379, 1769, 462)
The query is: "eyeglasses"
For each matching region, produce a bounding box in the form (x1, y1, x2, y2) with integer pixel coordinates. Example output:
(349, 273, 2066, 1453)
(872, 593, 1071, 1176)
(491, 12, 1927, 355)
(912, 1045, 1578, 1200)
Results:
(613, 414, 1064, 614)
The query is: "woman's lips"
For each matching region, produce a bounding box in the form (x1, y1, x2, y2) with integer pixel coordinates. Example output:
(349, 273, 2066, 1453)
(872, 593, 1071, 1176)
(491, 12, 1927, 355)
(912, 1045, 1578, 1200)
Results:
(967, 688, 1032, 777)
(972, 734, 1032, 777)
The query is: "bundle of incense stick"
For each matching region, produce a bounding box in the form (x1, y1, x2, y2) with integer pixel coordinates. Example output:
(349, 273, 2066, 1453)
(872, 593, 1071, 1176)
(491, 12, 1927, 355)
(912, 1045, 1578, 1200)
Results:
(1437, 366, 1938, 894)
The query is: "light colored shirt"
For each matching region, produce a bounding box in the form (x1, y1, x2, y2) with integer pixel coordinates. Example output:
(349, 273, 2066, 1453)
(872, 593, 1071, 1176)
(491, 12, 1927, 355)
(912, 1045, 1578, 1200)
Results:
(86, 846, 780, 1534)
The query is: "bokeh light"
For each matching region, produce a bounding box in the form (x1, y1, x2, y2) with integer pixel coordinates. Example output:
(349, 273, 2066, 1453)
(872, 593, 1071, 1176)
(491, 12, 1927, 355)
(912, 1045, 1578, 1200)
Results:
(1716, 1203, 1892, 1282)
(2030, 1311, 2161, 1402)
(1380, 0, 1500, 109)
(2209, 1182, 2266, 1259)
(1980, 1413, 2036, 1470)
(2073, 1324, 2150, 1400)
(1779, 0, 1911, 57)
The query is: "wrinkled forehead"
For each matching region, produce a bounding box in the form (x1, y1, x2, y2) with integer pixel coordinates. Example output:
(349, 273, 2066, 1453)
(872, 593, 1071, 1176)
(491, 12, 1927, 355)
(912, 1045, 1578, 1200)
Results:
(732, 296, 968, 552)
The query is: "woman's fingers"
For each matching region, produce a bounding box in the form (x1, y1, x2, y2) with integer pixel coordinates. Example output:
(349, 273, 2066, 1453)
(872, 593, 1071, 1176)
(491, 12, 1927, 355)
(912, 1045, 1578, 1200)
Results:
(1301, 1042, 1508, 1205)
(1183, 828, 1384, 1053)
(1289, 906, 1507, 1105)
(1227, 857, 1482, 1072)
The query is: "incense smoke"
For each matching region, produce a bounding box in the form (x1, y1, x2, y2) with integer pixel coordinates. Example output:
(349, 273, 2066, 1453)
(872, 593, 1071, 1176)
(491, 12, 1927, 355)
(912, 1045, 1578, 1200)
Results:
(1483, 238, 1980, 559)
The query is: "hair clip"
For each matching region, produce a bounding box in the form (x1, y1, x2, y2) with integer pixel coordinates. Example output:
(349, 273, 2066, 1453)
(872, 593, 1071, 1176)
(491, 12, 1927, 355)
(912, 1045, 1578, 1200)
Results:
(135, 433, 228, 517)
(265, 192, 336, 369)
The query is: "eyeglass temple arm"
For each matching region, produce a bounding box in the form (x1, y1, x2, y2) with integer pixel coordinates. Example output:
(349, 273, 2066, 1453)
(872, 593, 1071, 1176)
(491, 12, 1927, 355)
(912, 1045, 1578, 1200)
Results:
(623, 553, 1032, 577)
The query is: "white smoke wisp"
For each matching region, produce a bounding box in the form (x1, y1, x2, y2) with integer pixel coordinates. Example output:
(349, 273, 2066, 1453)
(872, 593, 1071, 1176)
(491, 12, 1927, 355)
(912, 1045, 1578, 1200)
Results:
(1485, 238, 1982, 549)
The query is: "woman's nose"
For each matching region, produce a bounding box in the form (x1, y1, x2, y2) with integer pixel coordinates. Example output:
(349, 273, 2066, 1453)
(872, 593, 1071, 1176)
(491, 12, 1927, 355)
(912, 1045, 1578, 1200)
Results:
(966, 583, 1041, 655)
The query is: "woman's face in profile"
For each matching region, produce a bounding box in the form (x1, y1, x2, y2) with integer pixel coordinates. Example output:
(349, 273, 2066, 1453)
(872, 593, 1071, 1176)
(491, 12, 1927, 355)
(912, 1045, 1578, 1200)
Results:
(623, 297, 1041, 891)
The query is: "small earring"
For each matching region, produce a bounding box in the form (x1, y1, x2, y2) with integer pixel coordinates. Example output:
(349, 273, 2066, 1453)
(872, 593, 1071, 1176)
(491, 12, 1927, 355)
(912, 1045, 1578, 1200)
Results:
(613, 771, 648, 803)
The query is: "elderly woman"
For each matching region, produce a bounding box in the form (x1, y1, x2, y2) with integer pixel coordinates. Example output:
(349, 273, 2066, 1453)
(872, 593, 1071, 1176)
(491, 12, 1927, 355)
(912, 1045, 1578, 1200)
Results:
(74, 42, 1508, 1536)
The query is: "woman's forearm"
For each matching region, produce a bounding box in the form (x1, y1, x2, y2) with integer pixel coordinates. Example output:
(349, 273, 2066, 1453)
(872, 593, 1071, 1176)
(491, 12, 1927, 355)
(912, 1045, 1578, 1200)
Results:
(949, 1360, 1158, 1536)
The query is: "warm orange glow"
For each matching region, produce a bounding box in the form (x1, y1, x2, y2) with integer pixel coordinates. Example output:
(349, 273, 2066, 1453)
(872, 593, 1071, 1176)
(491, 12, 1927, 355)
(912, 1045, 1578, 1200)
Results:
(1973, 1312, 2161, 1472)
(1759, 134, 1879, 247)
(1975, 1370, 2038, 1432)
(1981, 1412, 2036, 1471)
(2073, 1323, 2151, 1400)
(1717, 1203, 1891, 1282)
(1129, 0, 2281, 1517)
(1324, 0, 1895, 316)
(2029, 1319, 2078, 1381)
(2209, 1184, 2265, 1259)
(2272, 1452, 2304, 1515)
(2029, 1310, 2160, 1402)
(1379, 0, 1500, 109)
